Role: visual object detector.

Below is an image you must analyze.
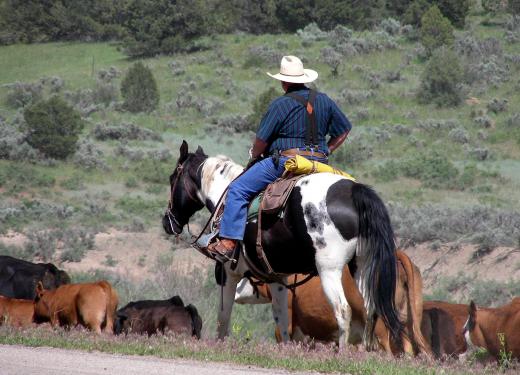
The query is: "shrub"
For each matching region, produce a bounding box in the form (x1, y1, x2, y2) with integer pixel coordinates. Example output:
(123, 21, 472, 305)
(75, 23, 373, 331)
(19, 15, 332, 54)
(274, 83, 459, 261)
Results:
(508, 0, 520, 14)
(434, 0, 470, 28)
(92, 122, 162, 142)
(23, 96, 84, 159)
(320, 47, 342, 76)
(400, 150, 459, 188)
(487, 98, 508, 113)
(247, 87, 279, 130)
(449, 127, 469, 143)
(73, 139, 108, 170)
(121, 62, 159, 113)
(5, 82, 43, 108)
(418, 46, 463, 107)
(24, 230, 59, 262)
(420, 5, 454, 56)
(243, 45, 282, 68)
(378, 18, 401, 35)
(296, 22, 328, 43)
(60, 229, 95, 263)
(92, 80, 118, 107)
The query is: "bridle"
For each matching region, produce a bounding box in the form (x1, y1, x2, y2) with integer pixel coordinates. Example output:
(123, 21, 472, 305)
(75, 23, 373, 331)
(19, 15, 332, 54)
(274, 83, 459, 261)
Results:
(165, 159, 203, 236)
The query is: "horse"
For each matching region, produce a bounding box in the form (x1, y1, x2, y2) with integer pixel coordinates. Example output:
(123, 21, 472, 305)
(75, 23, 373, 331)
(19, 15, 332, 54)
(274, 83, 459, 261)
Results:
(162, 141, 403, 350)
(234, 250, 431, 357)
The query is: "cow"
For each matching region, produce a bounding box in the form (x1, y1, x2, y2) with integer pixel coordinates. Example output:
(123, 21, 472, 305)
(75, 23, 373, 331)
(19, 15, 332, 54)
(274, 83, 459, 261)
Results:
(0, 295, 34, 327)
(33, 280, 118, 334)
(421, 301, 469, 359)
(463, 298, 520, 361)
(115, 296, 202, 338)
(235, 250, 430, 356)
(0, 256, 70, 300)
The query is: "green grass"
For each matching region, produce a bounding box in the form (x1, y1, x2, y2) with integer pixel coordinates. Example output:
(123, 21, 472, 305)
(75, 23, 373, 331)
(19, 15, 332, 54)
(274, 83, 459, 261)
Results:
(0, 326, 501, 375)
(0, 11, 519, 247)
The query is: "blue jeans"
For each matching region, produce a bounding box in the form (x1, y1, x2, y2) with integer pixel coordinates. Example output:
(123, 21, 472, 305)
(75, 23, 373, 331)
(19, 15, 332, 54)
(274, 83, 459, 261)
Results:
(219, 155, 327, 241)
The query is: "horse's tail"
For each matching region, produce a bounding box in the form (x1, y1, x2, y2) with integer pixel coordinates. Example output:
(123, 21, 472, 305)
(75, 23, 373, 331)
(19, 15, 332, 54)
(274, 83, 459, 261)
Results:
(351, 183, 403, 350)
(397, 250, 433, 357)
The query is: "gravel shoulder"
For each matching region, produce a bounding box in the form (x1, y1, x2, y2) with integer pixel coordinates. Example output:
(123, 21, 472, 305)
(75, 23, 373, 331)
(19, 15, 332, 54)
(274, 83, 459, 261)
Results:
(0, 344, 324, 375)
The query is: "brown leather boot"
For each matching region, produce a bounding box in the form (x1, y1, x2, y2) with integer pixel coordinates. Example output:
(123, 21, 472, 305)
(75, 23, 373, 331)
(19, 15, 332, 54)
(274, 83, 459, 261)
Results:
(207, 238, 238, 262)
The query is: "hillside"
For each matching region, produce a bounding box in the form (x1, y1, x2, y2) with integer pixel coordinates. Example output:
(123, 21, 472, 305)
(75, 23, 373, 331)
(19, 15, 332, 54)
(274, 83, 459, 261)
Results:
(1, 8, 520, 338)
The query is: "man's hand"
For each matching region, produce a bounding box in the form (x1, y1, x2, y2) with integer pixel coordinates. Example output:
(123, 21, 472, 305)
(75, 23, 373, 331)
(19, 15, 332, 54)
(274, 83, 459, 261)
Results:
(327, 131, 349, 154)
(250, 137, 268, 160)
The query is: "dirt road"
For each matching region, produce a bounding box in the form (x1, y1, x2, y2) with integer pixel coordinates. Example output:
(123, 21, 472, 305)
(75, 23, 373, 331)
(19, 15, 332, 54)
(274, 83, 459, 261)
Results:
(0, 344, 324, 375)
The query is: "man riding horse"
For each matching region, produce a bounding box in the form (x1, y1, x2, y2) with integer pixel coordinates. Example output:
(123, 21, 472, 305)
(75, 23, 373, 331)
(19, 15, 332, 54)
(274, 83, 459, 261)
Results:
(207, 55, 352, 262)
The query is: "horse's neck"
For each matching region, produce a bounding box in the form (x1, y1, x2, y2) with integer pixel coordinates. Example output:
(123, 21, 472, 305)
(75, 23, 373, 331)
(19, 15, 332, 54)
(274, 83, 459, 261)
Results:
(200, 156, 243, 211)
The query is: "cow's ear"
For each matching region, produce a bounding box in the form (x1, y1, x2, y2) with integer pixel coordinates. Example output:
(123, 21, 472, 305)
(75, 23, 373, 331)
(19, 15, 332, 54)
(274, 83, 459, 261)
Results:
(469, 300, 477, 317)
(35, 281, 44, 299)
(179, 140, 189, 163)
(116, 312, 128, 322)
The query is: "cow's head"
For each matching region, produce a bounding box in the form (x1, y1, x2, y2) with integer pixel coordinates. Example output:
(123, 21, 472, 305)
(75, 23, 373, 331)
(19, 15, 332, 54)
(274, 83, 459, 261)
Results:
(114, 312, 128, 335)
(33, 281, 51, 322)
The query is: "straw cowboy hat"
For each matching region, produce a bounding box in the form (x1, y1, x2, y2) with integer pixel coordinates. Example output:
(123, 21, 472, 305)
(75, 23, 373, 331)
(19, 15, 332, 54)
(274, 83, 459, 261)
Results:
(267, 55, 318, 84)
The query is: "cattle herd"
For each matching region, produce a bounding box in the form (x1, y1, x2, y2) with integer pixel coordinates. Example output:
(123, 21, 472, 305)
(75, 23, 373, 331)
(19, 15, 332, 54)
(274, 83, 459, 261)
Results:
(0, 252, 519, 364)
(0, 255, 202, 338)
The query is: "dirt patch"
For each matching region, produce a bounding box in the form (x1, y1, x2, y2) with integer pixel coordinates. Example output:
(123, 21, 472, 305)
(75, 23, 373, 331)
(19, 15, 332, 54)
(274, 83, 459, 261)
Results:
(405, 242, 520, 295)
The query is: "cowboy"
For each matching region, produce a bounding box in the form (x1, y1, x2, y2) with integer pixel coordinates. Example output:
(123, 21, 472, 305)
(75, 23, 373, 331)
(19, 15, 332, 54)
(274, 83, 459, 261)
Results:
(207, 55, 352, 261)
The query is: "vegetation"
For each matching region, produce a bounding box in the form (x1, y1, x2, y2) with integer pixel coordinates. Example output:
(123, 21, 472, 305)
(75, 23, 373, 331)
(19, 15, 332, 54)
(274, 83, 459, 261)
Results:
(420, 5, 455, 55)
(0, 325, 509, 374)
(417, 46, 463, 106)
(23, 96, 84, 159)
(121, 62, 159, 113)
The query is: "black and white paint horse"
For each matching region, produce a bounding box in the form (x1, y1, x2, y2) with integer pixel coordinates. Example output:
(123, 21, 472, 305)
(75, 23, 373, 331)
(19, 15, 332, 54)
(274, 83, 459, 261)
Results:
(163, 141, 403, 350)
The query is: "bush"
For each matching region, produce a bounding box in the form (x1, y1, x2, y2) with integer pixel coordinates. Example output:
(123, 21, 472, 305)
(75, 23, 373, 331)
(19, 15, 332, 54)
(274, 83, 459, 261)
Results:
(487, 98, 508, 113)
(320, 47, 342, 76)
(92, 81, 118, 107)
(508, 0, 520, 14)
(73, 140, 108, 170)
(92, 122, 162, 141)
(120, 62, 159, 113)
(23, 96, 84, 159)
(296, 22, 328, 43)
(420, 5, 454, 56)
(434, 0, 470, 28)
(400, 150, 459, 188)
(5, 82, 43, 108)
(247, 87, 280, 130)
(418, 46, 463, 107)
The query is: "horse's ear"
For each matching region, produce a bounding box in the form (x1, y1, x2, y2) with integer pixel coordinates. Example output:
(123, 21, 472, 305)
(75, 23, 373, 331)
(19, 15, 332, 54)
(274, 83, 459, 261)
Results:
(179, 140, 189, 162)
(195, 145, 206, 156)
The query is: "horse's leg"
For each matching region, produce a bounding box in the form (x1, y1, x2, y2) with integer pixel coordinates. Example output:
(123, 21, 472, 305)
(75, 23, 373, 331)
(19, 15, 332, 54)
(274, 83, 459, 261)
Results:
(316, 238, 358, 350)
(216, 263, 241, 339)
(269, 280, 290, 342)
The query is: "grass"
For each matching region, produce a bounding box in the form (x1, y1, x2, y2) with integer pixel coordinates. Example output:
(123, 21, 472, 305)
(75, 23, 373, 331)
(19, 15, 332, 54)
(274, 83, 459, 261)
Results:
(0, 325, 508, 375)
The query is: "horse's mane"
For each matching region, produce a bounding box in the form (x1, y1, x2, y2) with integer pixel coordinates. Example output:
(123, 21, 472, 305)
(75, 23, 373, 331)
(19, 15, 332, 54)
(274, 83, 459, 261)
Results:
(200, 155, 243, 197)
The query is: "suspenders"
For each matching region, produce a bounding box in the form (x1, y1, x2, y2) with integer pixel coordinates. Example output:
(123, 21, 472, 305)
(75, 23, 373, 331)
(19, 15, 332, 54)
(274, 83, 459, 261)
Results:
(284, 89, 319, 151)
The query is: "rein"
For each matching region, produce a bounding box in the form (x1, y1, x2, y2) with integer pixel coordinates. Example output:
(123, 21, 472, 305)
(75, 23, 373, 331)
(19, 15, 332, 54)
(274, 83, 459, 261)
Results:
(165, 158, 316, 290)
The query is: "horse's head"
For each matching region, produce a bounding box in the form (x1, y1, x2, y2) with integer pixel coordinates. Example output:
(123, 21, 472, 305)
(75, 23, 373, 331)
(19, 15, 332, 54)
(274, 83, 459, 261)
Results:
(163, 140, 207, 235)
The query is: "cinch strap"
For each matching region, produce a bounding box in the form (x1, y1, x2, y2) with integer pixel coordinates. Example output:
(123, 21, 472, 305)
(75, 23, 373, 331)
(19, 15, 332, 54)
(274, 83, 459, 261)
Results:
(285, 89, 318, 151)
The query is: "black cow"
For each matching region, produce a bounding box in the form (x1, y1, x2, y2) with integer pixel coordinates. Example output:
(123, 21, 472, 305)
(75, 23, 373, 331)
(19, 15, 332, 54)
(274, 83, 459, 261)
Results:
(0, 256, 71, 300)
(115, 295, 202, 338)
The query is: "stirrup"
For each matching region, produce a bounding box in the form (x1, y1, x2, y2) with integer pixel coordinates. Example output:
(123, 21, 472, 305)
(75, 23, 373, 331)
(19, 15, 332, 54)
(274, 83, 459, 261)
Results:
(210, 240, 239, 264)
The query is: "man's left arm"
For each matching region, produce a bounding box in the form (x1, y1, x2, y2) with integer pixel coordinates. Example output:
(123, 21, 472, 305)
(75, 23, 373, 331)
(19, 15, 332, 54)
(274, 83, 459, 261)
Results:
(327, 99, 352, 154)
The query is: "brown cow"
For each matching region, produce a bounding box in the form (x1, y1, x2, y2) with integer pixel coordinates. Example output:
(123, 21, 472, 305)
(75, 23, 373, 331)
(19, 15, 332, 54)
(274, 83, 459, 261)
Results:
(236, 250, 430, 356)
(0, 295, 34, 327)
(463, 298, 520, 361)
(34, 280, 118, 334)
(421, 301, 468, 358)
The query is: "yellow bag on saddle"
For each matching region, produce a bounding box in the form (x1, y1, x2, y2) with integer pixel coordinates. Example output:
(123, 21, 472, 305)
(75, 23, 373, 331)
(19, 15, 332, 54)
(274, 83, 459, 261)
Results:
(284, 154, 356, 181)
